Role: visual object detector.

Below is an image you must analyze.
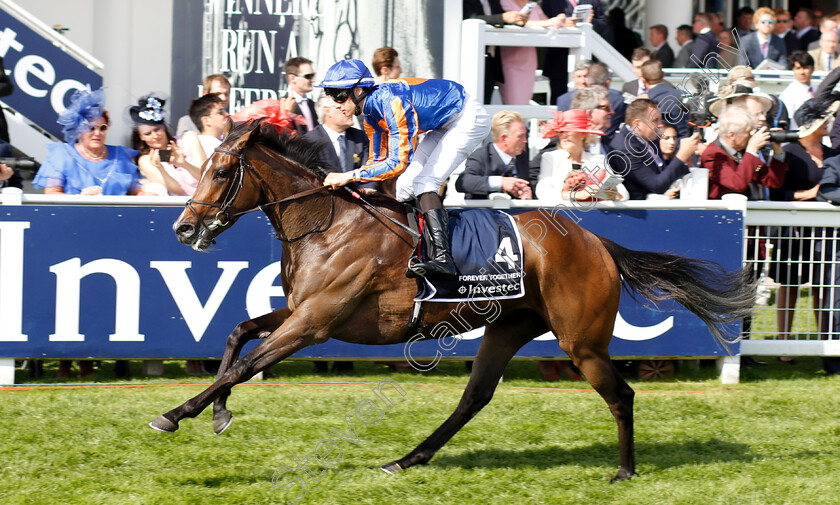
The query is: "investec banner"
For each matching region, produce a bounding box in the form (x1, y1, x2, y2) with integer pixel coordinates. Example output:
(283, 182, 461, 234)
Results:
(0, 9, 102, 139)
(0, 205, 743, 359)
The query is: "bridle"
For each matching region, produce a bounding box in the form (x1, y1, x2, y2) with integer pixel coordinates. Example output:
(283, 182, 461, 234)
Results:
(185, 144, 334, 242)
(185, 139, 421, 243)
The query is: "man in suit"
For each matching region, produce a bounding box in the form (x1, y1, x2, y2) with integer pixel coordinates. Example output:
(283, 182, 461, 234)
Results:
(735, 6, 754, 38)
(739, 7, 788, 69)
(558, 63, 625, 135)
(690, 13, 720, 68)
(794, 8, 820, 51)
(571, 86, 614, 155)
(455, 110, 532, 199)
(463, 0, 527, 104)
(621, 48, 651, 97)
(641, 60, 689, 138)
(809, 31, 840, 71)
(807, 18, 840, 51)
(284, 56, 319, 133)
(774, 9, 800, 56)
(305, 92, 379, 193)
(674, 25, 695, 68)
(540, 0, 613, 104)
(700, 106, 786, 199)
(608, 99, 699, 199)
(555, 60, 591, 110)
(649, 25, 675, 68)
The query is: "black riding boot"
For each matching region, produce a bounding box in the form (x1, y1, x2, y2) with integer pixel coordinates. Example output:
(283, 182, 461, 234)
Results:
(406, 208, 458, 279)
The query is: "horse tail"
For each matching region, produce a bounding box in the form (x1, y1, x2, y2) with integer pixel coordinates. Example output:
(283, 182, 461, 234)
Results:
(597, 235, 755, 347)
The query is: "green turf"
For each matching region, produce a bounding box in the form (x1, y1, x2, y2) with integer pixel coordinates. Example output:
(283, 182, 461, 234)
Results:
(2, 358, 839, 505)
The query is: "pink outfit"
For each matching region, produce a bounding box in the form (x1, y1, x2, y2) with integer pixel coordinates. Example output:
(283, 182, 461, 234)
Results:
(498, 0, 548, 105)
(165, 138, 199, 196)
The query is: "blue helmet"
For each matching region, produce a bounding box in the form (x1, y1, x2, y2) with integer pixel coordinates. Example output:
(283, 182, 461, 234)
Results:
(317, 59, 376, 89)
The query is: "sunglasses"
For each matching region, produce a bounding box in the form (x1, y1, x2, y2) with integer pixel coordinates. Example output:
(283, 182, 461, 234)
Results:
(89, 124, 109, 133)
(326, 88, 352, 103)
(760, 19, 775, 24)
(595, 104, 613, 112)
(295, 73, 316, 80)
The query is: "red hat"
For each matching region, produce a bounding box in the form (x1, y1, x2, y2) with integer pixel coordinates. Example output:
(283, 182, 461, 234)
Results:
(542, 109, 605, 138)
(230, 99, 300, 134)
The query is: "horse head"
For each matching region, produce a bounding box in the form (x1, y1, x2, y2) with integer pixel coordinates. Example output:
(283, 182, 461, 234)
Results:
(173, 119, 271, 250)
(173, 118, 331, 250)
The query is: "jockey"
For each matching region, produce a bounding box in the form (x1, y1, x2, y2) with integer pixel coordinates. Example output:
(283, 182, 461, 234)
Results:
(318, 59, 491, 279)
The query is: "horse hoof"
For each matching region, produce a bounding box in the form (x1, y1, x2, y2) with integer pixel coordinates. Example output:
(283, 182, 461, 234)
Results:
(610, 468, 634, 483)
(380, 461, 403, 475)
(149, 415, 179, 433)
(214, 412, 233, 435)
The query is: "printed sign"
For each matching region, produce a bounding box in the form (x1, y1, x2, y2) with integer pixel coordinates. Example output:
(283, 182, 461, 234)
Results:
(0, 205, 743, 359)
(0, 9, 103, 139)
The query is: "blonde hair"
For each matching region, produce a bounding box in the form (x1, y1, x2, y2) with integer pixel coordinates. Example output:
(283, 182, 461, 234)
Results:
(491, 110, 525, 143)
(753, 7, 776, 25)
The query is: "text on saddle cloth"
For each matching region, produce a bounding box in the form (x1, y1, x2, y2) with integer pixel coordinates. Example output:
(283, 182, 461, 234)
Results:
(414, 209, 525, 303)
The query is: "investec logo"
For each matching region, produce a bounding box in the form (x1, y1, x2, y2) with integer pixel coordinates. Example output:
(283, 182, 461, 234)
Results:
(0, 222, 284, 343)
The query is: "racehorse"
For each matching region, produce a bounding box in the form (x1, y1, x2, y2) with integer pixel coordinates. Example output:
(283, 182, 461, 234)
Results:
(149, 119, 754, 482)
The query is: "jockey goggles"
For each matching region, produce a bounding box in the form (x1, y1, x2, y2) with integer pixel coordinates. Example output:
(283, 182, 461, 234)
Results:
(324, 74, 367, 103)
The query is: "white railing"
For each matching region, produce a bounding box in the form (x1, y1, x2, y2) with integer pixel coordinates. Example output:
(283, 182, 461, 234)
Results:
(458, 19, 635, 111)
(0, 0, 104, 71)
(741, 204, 840, 360)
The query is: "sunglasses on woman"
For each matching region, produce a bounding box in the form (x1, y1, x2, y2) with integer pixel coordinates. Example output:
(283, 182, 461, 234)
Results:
(89, 124, 109, 133)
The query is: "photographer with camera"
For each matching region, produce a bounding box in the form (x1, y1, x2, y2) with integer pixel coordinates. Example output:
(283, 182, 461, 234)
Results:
(700, 106, 788, 199)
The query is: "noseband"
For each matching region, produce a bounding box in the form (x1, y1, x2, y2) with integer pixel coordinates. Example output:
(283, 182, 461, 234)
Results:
(185, 145, 334, 242)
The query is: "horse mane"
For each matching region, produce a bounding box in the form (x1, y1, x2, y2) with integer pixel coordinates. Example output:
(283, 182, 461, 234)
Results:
(228, 119, 332, 177)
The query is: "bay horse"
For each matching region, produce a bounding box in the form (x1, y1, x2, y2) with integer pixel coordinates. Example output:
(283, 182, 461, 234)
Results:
(149, 119, 753, 481)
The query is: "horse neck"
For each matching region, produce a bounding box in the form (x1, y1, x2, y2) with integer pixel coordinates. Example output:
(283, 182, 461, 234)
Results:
(250, 146, 413, 264)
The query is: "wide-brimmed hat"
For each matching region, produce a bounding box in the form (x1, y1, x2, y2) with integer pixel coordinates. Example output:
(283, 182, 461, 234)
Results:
(56, 85, 106, 143)
(726, 65, 755, 85)
(129, 94, 167, 125)
(708, 83, 774, 117)
(542, 109, 605, 138)
(795, 97, 840, 138)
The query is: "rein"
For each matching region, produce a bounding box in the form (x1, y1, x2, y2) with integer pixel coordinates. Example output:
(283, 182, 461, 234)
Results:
(186, 144, 420, 243)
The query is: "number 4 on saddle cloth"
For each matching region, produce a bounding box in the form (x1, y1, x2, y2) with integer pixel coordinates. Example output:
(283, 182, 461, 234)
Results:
(411, 209, 525, 302)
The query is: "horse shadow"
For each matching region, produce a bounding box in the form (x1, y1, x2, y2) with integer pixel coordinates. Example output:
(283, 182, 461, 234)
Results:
(426, 439, 754, 471)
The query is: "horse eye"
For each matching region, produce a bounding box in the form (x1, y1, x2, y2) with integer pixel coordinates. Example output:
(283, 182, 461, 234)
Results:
(214, 169, 228, 179)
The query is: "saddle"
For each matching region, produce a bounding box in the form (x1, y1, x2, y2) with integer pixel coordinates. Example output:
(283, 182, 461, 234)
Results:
(402, 205, 525, 334)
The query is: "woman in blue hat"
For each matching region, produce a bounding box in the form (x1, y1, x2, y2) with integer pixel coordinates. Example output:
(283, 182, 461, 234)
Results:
(319, 59, 491, 278)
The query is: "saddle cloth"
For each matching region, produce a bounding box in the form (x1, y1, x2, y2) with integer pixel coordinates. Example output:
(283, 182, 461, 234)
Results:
(414, 209, 525, 302)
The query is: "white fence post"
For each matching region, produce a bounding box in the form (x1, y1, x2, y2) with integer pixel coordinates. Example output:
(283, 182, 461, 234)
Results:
(0, 359, 15, 385)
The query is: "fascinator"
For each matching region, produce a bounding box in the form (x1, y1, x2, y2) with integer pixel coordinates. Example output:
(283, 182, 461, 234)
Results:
(129, 94, 167, 125)
(542, 109, 605, 138)
(230, 99, 297, 134)
(56, 85, 106, 143)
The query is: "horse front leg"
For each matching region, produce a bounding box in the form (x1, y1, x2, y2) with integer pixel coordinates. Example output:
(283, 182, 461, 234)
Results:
(382, 312, 542, 473)
(150, 312, 323, 433)
(212, 308, 292, 434)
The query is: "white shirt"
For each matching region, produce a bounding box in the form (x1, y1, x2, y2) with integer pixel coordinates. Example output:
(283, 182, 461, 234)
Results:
(322, 124, 347, 165)
(289, 90, 314, 129)
(198, 134, 222, 158)
(488, 143, 515, 192)
(779, 80, 815, 129)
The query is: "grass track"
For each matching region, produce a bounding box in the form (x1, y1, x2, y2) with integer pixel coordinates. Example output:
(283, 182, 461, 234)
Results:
(2, 359, 840, 504)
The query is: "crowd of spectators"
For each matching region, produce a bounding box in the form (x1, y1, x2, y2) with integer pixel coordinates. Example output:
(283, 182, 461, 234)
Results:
(8, 4, 840, 378)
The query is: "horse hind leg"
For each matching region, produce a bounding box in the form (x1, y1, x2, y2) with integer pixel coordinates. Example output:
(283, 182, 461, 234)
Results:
(211, 308, 291, 435)
(567, 345, 635, 481)
(382, 311, 545, 473)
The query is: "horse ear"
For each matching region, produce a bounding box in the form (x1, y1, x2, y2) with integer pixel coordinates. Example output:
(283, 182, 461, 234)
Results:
(222, 119, 233, 140)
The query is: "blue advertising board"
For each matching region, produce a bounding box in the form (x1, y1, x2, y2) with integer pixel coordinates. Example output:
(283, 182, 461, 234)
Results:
(0, 205, 743, 360)
(0, 9, 103, 138)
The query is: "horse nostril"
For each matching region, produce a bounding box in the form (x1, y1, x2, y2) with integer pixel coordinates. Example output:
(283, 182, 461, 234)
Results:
(177, 223, 195, 237)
